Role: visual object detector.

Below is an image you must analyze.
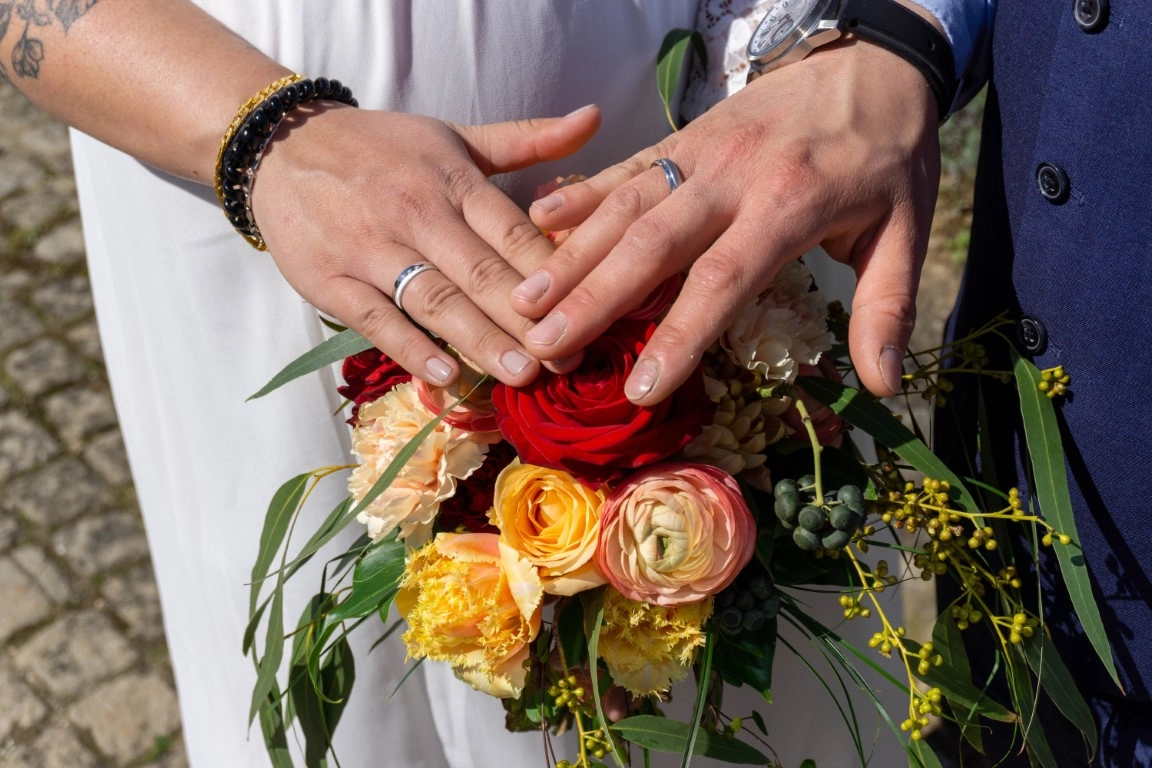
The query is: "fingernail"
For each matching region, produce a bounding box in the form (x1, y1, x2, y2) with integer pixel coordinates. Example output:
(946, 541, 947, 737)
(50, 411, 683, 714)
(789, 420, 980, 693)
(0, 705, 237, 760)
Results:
(879, 345, 905, 393)
(512, 271, 551, 303)
(425, 357, 454, 384)
(565, 103, 596, 117)
(531, 194, 563, 214)
(500, 349, 532, 376)
(526, 312, 566, 346)
(625, 358, 659, 402)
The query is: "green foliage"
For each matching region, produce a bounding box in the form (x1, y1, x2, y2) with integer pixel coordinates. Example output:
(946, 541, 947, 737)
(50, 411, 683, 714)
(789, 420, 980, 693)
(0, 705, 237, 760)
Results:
(610, 716, 770, 765)
(249, 329, 372, 400)
(1010, 350, 1119, 687)
(656, 29, 707, 131)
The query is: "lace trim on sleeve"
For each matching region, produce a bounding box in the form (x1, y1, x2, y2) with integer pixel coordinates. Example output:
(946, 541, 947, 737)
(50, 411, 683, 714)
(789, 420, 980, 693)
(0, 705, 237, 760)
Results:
(681, 0, 770, 123)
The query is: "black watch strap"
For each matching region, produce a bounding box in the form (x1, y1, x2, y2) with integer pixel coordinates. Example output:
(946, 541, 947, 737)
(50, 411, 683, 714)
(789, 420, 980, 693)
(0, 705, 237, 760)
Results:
(839, 0, 956, 120)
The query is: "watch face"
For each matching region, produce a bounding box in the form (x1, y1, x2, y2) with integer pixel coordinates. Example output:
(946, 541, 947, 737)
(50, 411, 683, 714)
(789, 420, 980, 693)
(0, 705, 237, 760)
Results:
(749, 0, 822, 58)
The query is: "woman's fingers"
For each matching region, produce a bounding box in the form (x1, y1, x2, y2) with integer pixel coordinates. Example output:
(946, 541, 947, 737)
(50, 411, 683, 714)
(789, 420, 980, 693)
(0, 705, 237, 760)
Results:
(252, 106, 603, 384)
(456, 104, 602, 176)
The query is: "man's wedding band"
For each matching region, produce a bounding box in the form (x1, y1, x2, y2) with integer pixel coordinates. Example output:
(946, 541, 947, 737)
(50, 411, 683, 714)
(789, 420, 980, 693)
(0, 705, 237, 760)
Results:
(651, 158, 684, 192)
(392, 262, 440, 313)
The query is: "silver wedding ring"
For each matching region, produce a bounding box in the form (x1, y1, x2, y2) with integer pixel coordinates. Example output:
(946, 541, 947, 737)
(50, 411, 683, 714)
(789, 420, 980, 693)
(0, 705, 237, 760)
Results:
(651, 157, 684, 192)
(392, 262, 440, 313)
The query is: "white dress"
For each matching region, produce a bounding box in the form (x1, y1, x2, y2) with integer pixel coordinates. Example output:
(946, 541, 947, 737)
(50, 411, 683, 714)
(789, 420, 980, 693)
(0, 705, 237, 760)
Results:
(71, 2, 900, 766)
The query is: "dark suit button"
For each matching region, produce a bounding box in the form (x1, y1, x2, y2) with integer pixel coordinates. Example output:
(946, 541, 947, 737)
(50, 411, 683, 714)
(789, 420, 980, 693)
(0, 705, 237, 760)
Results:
(1036, 163, 1070, 204)
(1074, 0, 1108, 32)
(1018, 317, 1048, 354)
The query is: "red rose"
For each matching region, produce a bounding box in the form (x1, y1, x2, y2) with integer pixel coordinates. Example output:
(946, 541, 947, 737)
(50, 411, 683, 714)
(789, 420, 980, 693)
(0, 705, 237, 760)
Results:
(338, 348, 411, 425)
(491, 320, 715, 486)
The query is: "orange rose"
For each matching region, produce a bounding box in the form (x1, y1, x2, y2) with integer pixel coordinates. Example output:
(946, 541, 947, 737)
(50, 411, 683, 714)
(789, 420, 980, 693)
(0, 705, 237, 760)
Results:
(490, 461, 607, 596)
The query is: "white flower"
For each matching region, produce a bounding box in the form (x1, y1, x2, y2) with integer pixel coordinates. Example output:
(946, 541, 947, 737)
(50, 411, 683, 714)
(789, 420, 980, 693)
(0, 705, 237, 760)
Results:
(720, 261, 831, 385)
(348, 382, 487, 544)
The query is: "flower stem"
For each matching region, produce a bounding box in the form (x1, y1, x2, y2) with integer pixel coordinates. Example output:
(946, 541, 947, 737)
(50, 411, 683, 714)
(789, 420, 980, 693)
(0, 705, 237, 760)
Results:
(794, 398, 824, 501)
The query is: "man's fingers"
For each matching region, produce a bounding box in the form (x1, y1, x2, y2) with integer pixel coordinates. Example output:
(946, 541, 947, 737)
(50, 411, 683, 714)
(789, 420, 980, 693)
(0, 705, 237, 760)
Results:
(623, 217, 811, 406)
(519, 175, 723, 357)
(846, 211, 923, 397)
(528, 150, 659, 233)
(456, 105, 602, 176)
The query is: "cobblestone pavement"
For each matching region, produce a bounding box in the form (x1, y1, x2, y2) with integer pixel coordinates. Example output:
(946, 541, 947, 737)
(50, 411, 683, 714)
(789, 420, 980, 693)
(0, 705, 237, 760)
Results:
(1, 82, 187, 766)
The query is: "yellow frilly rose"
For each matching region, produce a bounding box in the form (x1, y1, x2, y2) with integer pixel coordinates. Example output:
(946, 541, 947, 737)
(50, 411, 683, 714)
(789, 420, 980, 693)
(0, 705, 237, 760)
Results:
(396, 532, 542, 698)
(490, 461, 608, 596)
(597, 588, 712, 697)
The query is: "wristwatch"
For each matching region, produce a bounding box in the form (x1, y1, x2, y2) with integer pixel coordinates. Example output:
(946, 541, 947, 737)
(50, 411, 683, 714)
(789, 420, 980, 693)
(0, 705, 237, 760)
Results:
(746, 0, 956, 120)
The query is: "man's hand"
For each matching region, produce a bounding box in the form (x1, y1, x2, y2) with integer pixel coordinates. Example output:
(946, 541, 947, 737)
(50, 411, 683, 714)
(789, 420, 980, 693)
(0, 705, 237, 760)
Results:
(514, 42, 940, 403)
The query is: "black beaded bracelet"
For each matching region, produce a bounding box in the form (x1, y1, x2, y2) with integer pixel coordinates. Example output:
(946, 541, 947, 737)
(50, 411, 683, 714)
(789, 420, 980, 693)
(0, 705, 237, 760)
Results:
(214, 75, 358, 251)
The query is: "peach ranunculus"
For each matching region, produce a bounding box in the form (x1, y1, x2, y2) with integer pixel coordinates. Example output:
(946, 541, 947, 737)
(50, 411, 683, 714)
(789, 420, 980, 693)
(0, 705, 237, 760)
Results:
(597, 588, 712, 697)
(396, 532, 543, 698)
(490, 461, 608, 596)
(596, 463, 756, 606)
(348, 382, 487, 544)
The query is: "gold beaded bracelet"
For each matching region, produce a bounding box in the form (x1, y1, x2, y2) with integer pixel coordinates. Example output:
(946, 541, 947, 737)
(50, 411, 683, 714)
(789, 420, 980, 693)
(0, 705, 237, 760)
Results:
(213, 74, 357, 250)
(213, 73, 301, 210)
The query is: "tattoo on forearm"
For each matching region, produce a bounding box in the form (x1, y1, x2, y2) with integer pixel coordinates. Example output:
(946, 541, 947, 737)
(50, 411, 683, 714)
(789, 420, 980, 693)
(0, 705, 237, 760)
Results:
(0, 0, 100, 80)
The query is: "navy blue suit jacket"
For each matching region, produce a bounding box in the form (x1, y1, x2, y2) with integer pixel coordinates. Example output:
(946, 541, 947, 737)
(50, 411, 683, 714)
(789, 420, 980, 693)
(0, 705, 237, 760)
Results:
(941, 0, 1152, 763)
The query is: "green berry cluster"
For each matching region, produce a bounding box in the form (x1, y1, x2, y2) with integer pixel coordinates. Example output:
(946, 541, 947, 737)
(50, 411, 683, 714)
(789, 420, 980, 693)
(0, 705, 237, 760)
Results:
(774, 476, 866, 551)
(900, 685, 943, 742)
(1039, 365, 1071, 399)
(716, 573, 780, 636)
(1004, 612, 1040, 644)
(547, 675, 591, 718)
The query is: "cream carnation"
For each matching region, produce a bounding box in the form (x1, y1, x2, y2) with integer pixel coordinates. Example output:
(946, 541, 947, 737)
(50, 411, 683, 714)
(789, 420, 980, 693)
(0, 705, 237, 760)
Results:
(349, 382, 487, 543)
(720, 261, 831, 385)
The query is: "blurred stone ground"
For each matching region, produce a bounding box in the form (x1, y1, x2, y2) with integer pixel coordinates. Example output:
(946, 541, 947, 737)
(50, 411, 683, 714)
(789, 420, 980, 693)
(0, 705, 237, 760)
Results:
(0, 80, 186, 767)
(0, 76, 982, 768)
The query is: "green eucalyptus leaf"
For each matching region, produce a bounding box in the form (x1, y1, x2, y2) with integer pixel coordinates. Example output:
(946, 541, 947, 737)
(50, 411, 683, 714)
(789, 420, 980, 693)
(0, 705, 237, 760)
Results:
(249, 583, 285, 727)
(656, 29, 707, 131)
(798, 377, 979, 513)
(290, 636, 357, 768)
(610, 716, 769, 765)
(257, 680, 296, 768)
(904, 638, 1014, 723)
(907, 739, 945, 768)
(326, 534, 405, 623)
(1006, 646, 1059, 768)
(681, 631, 715, 767)
(251, 472, 312, 617)
(249, 329, 372, 401)
(799, 761, 818, 768)
(712, 619, 776, 698)
(1010, 350, 1119, 688)
(1021, 634, 1097, 758)
(556, 598, 589, 668)
(931, 612, 984, 752)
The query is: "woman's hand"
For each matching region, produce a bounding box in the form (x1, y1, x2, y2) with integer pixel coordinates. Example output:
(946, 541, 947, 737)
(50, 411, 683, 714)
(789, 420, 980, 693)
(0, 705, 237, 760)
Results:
(252, 103, 601, 387)
(513, 41, 941, 404)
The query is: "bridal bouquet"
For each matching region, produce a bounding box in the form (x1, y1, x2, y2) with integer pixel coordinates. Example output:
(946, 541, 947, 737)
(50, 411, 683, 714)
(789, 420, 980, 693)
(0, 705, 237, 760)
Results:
(245, 215, 1110, 766)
